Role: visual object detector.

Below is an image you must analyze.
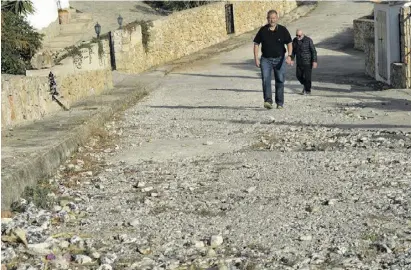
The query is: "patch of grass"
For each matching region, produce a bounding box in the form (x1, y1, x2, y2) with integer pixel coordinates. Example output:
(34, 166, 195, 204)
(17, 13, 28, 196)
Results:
(17, 180, 56, 210)
(362, 232, 381, 242)
(245, 262, 258, 270)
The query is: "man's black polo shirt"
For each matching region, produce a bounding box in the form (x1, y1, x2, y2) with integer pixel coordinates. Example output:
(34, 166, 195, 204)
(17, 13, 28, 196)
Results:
(253, 24, 292, 58)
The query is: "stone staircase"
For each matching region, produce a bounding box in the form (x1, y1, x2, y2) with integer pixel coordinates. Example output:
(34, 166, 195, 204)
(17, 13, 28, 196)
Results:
(42, 9, 94, 52)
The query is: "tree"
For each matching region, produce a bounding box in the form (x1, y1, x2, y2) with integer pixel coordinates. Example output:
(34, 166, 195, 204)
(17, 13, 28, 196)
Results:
(1, 0, 35, 16)
(1, 11, 43, 74)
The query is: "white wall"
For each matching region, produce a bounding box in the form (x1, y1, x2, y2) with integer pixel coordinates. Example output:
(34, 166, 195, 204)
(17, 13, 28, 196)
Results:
(59, 0, 70, 9)
(26, 0, 58, 30)
(374, 3, 403, 84)
(26, 0, 70, 30)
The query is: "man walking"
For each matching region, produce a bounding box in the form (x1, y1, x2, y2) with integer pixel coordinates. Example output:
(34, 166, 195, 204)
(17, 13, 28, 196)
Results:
(253, 10, 293, 110)
(291, 29, 318, 95)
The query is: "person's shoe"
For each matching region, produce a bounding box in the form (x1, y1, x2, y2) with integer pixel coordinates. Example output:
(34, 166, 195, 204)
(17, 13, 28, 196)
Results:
(301, 89, 306, 95)
(305, 91, 311, 95)
(276, 104, 284, 109)
(264, 102, 273, 109)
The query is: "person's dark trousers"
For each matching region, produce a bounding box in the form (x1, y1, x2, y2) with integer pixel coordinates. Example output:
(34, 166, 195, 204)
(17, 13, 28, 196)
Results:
(260, 56, 286, 106)
(296, 64, 312, 93)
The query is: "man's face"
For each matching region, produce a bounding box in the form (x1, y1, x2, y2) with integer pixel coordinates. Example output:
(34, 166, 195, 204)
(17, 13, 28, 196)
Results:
(296, 31, 304, 40)
(267, 13, 278, 26)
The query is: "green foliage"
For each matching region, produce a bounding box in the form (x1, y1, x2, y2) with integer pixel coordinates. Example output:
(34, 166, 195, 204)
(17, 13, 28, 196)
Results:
(144, 1, 211, 12)
(91, 37, 105, 59)
(1, 11, 43, 74)
(124, 20, 153, 53)
(54, 37, 107, 66)
(1, 0, 35, 16)
(54, 43, 94, 66)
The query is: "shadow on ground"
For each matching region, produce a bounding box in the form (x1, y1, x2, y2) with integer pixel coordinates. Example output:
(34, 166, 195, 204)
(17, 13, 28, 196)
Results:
(314, 28, 356, 51)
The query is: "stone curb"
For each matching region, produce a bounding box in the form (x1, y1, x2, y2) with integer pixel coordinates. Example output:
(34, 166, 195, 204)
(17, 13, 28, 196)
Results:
(1, 84, 152, 210)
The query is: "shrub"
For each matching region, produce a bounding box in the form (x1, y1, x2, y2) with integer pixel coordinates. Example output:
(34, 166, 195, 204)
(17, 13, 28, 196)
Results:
(144, 1, 211, 12)
(1, 11, 43, 74)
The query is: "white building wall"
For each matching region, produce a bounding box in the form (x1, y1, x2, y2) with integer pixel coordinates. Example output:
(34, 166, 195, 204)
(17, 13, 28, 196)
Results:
(26, 0, 70, 31)
(59, 0, 70, 9)
(374, 3, 404, 85)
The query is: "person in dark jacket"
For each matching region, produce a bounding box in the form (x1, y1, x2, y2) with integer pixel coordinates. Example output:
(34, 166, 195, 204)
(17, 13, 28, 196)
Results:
(291, 29, 318, 95)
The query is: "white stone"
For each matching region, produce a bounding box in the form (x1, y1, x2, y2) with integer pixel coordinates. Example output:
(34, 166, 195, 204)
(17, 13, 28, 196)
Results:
(210, 235, 223, 247)
(75, 255, 93, 264)
(246, 186, 256, 193)
(97, 264, 113, 270)
(141, 186, 154, 192)
(128, 219, 139, 227)
(299, 235, 313, 241)
(137, 181, 146, 187)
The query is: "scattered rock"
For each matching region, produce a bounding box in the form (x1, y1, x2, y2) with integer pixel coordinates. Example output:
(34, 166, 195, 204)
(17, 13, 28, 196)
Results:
(100, 253, 118, 265)
(128, 219, 139, 227)
(75, 255, 93, 264)
(299, 235, 313, 241)
(137, 246, 152, 255)
(210, 235, 224, 247)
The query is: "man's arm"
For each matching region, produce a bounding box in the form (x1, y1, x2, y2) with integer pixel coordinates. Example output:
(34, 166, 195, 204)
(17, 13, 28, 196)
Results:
(291, 38, 297, 59)
(284, 27, 293, 65)
(254, 43, 260, 67)
(253, 28, 262, 68)
(309, 38, 318, 67)
(287, 42, 293, 58)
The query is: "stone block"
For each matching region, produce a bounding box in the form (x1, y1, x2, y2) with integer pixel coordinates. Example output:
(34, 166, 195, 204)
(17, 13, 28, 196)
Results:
(30, 50, 54, 70)
(391, 63, 407, 88)
(353, 17, 374, 52)
(364, 40, 375, 78)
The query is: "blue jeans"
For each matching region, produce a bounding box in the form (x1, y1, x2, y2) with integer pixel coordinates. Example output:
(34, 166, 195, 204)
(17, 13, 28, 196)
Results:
(260, 56, 286, 106)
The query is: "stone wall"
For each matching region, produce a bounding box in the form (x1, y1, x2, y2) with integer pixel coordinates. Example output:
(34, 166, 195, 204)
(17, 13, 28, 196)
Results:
(28, 39, 112, 76)
(353, 15, 375, 78)
(1, 69, 113, 129)
(113, 1, 299, 73)
(353, 16, 374, 51)
(1, 38, 114, 129)
(365, 40, 375, 78)
(391, 63, 407, 88)
(399, 6, 411, 88)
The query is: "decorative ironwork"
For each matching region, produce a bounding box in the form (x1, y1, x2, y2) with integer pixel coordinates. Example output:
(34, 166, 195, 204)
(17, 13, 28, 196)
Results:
(225, 4, 235, 35)
(48, 72, 69, 111)
(48, 72, 59, 96)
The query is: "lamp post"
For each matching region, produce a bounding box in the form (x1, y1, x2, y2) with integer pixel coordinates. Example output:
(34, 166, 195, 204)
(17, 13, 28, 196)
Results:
(94, 22, 101, 38)
(117, 15, 123, 29)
